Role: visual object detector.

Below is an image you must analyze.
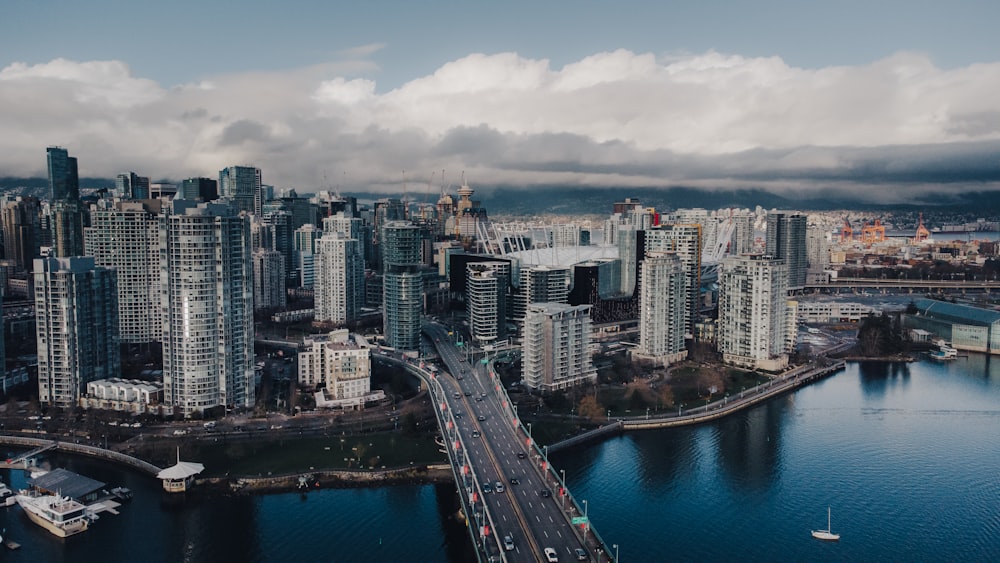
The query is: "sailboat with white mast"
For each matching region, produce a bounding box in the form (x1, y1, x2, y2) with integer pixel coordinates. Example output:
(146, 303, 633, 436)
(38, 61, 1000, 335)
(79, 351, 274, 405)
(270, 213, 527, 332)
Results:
(811, 507, 840, 541)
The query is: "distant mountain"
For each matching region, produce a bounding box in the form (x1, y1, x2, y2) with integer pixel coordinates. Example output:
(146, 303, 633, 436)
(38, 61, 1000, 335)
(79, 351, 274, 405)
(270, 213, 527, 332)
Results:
(349, 185, 1000, 215)
(0, 176, 116, 199)
(4, 177, 997, 215)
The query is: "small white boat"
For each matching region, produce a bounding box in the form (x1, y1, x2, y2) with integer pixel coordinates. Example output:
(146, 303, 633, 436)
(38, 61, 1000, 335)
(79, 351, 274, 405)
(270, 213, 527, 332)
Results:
(0, 481, 15, 505)
(928, 343, 958, 361)
(15, 493, 90, 537)
(110, 486, 133, 501)
(811, 506, 840, 541)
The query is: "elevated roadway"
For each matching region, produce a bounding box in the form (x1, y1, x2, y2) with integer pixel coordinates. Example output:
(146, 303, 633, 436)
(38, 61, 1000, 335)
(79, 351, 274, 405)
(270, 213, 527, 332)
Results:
(415, 322, 615, 563)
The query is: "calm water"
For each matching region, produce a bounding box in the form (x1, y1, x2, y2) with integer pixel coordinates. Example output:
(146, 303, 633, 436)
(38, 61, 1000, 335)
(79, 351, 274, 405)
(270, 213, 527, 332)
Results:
(554, 356, 1000, 562)
(3, 357, 999, 562)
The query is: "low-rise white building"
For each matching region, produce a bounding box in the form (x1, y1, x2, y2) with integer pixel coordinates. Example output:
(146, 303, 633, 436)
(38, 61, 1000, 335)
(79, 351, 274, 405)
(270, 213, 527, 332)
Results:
(81, 378, 163, 414)
(298, 330, 372, 408)
(796, 301, 873, 323)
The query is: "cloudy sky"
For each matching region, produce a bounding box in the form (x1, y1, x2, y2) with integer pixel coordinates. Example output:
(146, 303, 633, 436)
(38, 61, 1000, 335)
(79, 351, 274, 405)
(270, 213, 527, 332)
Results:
(2, 0, 1000, 202)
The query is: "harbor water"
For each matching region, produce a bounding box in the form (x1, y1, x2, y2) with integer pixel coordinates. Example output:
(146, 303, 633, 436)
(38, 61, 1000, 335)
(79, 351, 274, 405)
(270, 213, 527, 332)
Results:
(2, 355, 999, 561)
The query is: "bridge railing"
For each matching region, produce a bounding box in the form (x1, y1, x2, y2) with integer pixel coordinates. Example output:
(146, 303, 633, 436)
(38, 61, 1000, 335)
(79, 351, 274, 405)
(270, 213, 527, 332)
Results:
(381, 352, 505, 562)
(0, 435, 162, 476)
(483, 352, 620, 563)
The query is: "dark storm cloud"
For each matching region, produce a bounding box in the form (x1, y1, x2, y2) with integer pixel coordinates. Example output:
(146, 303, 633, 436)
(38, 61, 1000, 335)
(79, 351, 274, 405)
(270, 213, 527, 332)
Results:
(2, 51, 999, 205)
(219, 119, 271, 146)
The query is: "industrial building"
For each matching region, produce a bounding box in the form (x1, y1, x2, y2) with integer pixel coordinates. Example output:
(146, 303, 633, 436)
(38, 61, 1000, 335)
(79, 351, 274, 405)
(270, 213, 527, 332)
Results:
(904, 299, 1000, 354)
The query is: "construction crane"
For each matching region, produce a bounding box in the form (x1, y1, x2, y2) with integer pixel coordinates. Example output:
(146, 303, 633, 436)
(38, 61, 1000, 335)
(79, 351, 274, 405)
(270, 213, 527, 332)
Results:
(840, 216, 853, 243)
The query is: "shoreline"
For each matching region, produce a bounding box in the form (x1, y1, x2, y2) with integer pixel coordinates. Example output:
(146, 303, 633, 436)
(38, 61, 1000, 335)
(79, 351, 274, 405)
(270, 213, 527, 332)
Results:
(6, 356, 932, 497)
(194, 464, 454, 495)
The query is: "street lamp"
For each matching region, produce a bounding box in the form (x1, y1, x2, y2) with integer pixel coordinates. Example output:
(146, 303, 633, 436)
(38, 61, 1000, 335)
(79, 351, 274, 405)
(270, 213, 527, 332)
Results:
(560, 469, 567, 510)
(613, 543, 619, 562)
(678, 403, 683, 416)
(527, 422, 532, 439)
(583, 499, 589, 535)
(646, 407, 650, 420)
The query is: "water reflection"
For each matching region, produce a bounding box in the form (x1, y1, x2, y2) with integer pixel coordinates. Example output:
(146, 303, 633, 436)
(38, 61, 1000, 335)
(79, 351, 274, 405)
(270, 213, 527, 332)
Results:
(716, 397, 787, 492)
(858, 360, 911, 398)
(626, 428, 697, 492)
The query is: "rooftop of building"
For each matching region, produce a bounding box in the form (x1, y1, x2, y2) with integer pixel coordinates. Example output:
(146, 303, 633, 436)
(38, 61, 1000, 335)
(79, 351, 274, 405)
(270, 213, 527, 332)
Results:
(913, 298, 1000, 326)
(506, 245, 618, 268)
(28, 468, 106, 500)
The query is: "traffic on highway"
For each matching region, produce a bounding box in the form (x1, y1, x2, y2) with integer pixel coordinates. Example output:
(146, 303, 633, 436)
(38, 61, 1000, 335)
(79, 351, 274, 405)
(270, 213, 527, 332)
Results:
(424, 322, 597, 563)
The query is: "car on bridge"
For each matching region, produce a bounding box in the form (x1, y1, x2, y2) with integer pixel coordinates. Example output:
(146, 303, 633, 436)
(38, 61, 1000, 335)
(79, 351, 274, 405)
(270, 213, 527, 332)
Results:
(503, 534, 514, 551)
(539, 489, 552, 498)
(483, 482, 492, 493)
(478, 415, 486, 421)
(544, 547, 559, 562)
(574, 548, 588, 560)
(494, 481, 505, 493)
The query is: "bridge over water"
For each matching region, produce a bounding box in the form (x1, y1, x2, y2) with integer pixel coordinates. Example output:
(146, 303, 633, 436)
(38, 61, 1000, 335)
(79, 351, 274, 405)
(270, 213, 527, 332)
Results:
(380, 323, 617, 563)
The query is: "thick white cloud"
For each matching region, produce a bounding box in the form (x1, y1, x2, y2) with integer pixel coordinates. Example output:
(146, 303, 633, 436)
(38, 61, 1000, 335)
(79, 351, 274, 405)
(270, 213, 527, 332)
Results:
(1, 50, 998, 200)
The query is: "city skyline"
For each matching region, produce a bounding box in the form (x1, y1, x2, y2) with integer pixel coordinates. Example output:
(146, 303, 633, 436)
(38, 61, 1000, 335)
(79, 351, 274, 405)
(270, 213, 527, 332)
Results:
(2, 2, 999, 204)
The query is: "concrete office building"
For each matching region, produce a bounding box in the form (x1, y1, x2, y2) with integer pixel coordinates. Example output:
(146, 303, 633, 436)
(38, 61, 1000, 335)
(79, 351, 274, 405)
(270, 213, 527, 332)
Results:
(47, 147, 85, 258)
(467, 264, 508, 344)
(635, 252, 688, 366)
(514, 265, 570, 323)
(160, 201, 254, 417)
(382, 222, 423, 350)
(219, 165, 262, 216)
(116, 172, 150, 199)
(178, 177, 218, 202)
(84, 199, 163, 343)
(730, 212, 755, 255)
(293, 224, 322, 288)
(641, 224, 702, 336)
(522, 303, 596, 392)
(1, 196, 42, 272)
(766, 212, 808, 290)
(34, 257, 120, 407)
(718, 254, 790, 371)
(315, 233, 364, 324)
(252, 248, 286, 311)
